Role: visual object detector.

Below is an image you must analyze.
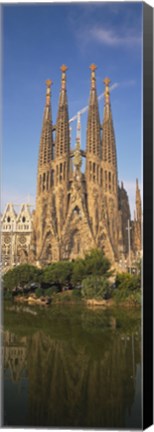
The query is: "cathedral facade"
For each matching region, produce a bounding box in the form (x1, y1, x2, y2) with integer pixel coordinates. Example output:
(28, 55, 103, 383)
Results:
(1, 65, 142, 270)
(29, 64, 142, 267)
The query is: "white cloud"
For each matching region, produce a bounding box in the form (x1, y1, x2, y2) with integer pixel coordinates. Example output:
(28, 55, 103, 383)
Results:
(89, 27, 141, 47)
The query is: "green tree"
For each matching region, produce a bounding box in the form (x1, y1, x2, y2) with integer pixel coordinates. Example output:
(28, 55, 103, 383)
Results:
(71, 259, 86, 285)
(84, 249, 111, 277)
(43, 261, 73, 290)
(71, 249, 112, 286)
(3, 264, 41, 291)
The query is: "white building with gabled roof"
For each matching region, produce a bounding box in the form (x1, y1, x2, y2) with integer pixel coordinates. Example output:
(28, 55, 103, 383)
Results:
(1, 203, 33, 270)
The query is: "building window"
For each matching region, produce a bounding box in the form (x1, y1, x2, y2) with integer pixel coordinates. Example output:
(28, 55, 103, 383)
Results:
(93, 163, 96, 182)
(46, 171, 49, 190)
(109, 172, 111, 192)
(64, 162, 66, 180)
(89, 161, 92, 181)
(50, 169, 54, 187)
(56, 165, 58, 185)
(39, 175, 42, 193)
(60, 163, 63, 183)
(112, 174, 115, 192)
(105, 171, 107, 191)
(22, 216, 26, 223)
(43, 172, 46, 191)
(7, 216, 10, 223)
(97, 165, 99, 183)
(73, 206, 81, 216)
(100, 168, 103, 186)
(52, 142, 55, 160)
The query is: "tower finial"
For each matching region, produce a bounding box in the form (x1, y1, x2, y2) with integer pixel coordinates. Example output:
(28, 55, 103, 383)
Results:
(60, 64, 68, 73)
(103, 77, 111, 106)
(104, 77, 111, 86)
(90, 64, 97, 72)
(46, 79, 52, 88)
(45, 78, 52, 114)
(60, 65, 68, 91)
(90, 64, 97, 90)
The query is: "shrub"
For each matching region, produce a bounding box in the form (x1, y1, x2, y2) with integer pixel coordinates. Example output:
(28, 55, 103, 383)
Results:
(44, 286, 59, 297)
(129, 291, 141, 306)
(72, 289, 82, 299)
(58, 292, 72, 302)
(81, 276, 111, 300)
(115, 272, 141, 291)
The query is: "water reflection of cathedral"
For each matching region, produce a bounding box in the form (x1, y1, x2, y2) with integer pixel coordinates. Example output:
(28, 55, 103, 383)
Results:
(3, 322, 141, 428)
(2, 331, 27, 383)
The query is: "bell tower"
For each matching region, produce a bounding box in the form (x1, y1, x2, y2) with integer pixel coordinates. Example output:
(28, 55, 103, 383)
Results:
(36, 79, 53, 203)
(101, 78, 122, 258)
(32, 79, 59, 264)
(85, 64, 101, 236)
(54, 65, 70, 235)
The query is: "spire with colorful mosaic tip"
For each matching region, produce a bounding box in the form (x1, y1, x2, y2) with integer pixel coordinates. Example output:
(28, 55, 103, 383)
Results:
(60, 65, 68, 91)
(104, 77, 111, 105)
(90, 64, 97, 89)
(45, 79, 52, 109)
(60, 64, 68, 73)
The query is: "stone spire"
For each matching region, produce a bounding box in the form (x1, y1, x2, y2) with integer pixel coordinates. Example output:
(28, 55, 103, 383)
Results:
(38, 79, 53, 167)
(102, 78, 117, 169)
(135, 179, 142, 222)
(86, 64, 101, 157)
(55, 65, 70, 158)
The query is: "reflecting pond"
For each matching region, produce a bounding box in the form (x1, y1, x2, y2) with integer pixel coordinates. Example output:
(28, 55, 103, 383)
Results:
(2, 302, 142, 428)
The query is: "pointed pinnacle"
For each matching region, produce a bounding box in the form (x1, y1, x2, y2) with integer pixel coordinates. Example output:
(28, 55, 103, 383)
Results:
(90, 64, 97, 72)
(60, 65, 68, 73)
(104, 77, 111, 86)
(46, 79, 52, 87)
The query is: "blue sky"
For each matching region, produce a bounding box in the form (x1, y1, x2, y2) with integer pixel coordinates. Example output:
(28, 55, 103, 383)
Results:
(2, 2, 142, 216)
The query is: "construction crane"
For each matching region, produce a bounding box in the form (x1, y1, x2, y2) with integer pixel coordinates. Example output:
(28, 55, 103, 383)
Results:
(69, 82, 119, 124)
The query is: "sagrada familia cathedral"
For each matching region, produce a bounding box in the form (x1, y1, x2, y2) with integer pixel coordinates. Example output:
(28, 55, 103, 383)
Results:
(1, 65, 142, 270)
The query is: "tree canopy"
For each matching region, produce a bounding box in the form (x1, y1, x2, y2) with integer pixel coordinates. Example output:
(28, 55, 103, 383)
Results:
(3, 249, 111, 292)
(3, 264, 42, 291)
